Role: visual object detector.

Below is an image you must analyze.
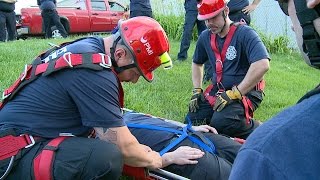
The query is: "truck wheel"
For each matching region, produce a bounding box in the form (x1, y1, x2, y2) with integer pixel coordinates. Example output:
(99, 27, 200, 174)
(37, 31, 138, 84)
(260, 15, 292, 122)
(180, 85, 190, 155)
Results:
(51, 28, 63, 38)
(50, 20, 70, 38)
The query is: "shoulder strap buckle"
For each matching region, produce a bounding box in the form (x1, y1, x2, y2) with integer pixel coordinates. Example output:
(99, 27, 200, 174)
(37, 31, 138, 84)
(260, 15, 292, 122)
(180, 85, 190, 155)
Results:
(63, 52, 73, 68)
(2, 91, 11, 101)
(99, 53, 112, 68)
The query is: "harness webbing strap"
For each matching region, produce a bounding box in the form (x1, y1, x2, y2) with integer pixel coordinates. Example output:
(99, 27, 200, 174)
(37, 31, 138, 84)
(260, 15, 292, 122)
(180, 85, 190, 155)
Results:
(0, 134, 35, 160)
(33, 136, 69, 180)
(159, 126, 189, 156)
(242, 97, 253, 125)
(210, 25, 237, 88)
(127, 123, 216, 156)
(204, 80, 265, 125)
(0, 53, 112, 110)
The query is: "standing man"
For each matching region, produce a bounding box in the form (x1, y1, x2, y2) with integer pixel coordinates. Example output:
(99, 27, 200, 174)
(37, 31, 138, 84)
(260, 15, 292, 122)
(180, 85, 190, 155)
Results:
(37, 0, 68, 38)
(230, 0, 320, 179)
(186, 0, 270, 139)
(177, 0, 207, 61)
(0, 0, 16, 42)
(228, 0, 262, 25)
(0, 17, 173, 179)
(129, 0, 153, 18)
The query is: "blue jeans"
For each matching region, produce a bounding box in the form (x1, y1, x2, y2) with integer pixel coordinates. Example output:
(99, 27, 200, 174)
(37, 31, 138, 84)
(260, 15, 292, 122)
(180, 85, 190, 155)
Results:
(0, 10, 16, 42)
(177, 11, 206, 60)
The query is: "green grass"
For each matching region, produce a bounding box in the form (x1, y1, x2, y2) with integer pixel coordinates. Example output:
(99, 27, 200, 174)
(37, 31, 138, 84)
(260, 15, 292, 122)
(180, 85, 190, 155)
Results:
(0, 36, 319, 123)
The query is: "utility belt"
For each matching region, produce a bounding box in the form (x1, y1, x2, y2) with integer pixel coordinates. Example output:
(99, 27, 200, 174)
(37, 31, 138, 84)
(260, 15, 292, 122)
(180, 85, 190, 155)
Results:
(0, 129, 70, 180)
(203, 80, 265, 125)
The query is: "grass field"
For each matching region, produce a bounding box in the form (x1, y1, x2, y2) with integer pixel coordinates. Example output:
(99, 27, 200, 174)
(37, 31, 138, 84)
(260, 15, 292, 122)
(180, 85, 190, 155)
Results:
(0, 36, 319, 123)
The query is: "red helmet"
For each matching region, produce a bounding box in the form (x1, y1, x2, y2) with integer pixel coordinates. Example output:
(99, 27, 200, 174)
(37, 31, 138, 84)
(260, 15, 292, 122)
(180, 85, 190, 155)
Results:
(197, 0, 227, 21)
(118, 17, 172, 82)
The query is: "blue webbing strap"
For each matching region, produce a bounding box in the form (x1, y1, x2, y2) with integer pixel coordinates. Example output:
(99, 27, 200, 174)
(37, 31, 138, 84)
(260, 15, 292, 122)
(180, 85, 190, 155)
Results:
(127, 122, 216, 156)
(185, 115, 216, 154)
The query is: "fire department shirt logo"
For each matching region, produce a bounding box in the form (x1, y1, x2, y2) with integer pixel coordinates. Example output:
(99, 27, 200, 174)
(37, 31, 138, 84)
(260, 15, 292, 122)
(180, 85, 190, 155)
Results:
(226, 46, 237, 61)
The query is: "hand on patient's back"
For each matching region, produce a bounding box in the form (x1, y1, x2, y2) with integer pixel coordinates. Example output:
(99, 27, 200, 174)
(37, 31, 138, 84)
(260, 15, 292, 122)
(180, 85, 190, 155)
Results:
(193, 125, 218, 134)
(168, 146, 204, 165)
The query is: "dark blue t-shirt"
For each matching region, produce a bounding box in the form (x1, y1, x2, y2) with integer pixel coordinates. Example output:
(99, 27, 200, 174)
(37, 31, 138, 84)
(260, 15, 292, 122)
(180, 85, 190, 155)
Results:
(229, 92, 320, 180)
(227, 0, 249, 13)
(123, 112, 179, 152)
(0, 37, 125, 138)
(193, 25, 270, 90)
(129, 0, 151, 11)
(184, 0, 198, 12)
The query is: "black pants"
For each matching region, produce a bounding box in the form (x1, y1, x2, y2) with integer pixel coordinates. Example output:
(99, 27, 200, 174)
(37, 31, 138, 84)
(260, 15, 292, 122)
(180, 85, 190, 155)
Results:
(163, 133, 241, 180)
(41, 9, 67, 38)
(186, 89, 263, 139)
(177, 10, 206, 60)
(1, 137, 123, 180)
(0, 10, 16, 42)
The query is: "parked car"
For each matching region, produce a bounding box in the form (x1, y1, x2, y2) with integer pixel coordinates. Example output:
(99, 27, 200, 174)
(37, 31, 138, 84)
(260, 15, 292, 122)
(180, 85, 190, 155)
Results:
(16, 0, 128, 38)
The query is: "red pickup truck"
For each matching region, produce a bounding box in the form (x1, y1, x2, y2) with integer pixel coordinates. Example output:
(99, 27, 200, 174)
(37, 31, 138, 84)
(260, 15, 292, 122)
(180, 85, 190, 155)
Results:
(17, 0, 128, 38)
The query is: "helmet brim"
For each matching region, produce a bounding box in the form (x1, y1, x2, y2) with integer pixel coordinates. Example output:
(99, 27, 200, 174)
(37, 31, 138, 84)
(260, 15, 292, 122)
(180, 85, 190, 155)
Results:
(197, 7, 225, 21)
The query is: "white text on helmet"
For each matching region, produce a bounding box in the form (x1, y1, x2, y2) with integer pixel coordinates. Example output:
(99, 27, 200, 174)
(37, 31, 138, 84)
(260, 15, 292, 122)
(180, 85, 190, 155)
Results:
(140, 37, 153, 55)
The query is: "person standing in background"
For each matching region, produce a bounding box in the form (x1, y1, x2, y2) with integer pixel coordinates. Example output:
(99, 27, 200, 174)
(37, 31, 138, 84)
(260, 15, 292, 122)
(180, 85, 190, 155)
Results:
(228, 0, 262, 25)
(0, 0, 17, 42)
(37, 0, 68, 38)
(129, 0, 153, 18)
(177, 0, 207, 61)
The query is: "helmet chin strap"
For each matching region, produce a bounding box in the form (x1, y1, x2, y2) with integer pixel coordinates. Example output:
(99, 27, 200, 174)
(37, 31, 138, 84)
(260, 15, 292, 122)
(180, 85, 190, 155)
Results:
(219, 11, 228, 35)
(110, 32, 138, 74)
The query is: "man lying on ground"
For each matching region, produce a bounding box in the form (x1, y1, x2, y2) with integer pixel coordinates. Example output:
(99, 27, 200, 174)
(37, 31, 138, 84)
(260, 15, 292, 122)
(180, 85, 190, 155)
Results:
(123, 110, 242, 180)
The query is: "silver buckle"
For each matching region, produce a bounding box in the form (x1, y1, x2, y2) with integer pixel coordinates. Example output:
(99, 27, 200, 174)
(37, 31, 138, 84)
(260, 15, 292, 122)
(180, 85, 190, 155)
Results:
(23, 135, 35, 149)
(216, 59, 223, 68)
(215, 82, 225, 96)
(99, 53, 112, 68)
(59, 133, 75, 137)
(63, 52, 73, 67)
(20, 64, 28, 81)
(2, 92, 11, 101)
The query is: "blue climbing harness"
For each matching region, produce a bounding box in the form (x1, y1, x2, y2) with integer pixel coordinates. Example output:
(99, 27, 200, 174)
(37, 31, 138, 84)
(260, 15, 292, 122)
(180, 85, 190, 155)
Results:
(127, 118, 216, 156)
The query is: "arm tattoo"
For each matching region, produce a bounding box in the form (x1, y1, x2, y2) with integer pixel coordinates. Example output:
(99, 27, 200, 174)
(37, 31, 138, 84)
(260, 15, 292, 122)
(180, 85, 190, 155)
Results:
(94, 127, 118, 144)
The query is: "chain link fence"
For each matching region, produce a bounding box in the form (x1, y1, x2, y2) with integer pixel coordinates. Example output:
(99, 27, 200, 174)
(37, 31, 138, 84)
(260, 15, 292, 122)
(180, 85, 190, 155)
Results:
(119, 0, 297, 48)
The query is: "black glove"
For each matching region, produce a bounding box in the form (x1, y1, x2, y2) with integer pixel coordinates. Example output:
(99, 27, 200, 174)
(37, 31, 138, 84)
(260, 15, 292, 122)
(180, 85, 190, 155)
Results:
(213, 86, 242, 112)
(189, 88, 205, 113)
